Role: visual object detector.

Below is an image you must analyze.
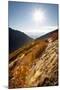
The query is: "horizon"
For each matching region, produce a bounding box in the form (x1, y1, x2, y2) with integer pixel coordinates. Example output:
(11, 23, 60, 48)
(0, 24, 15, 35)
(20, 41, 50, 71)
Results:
(9, 27, 58, 39)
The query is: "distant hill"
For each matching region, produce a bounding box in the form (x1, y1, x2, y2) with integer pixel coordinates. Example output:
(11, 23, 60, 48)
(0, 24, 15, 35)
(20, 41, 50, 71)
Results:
(36, 29, 58, 41)
(9, 28, 33, 53)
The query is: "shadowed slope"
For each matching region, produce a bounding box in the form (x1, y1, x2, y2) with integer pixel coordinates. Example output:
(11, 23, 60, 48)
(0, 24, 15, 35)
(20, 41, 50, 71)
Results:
(9, 28, 33, 53)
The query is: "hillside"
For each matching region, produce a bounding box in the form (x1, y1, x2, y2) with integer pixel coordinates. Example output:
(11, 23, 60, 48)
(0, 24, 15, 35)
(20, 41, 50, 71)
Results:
(9, 29, 58, 88)
(9, 28, 33, 53)
(36, 29, 58, 41)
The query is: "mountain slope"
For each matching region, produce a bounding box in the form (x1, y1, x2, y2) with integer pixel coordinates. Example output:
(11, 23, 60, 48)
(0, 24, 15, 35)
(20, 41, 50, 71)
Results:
(9, 28, 33, 53)
(36, 29, 58, 41)
(9, 29, 58, 88)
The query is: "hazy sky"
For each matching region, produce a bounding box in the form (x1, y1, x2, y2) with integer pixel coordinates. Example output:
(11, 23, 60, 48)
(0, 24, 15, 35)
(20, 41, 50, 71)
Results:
(8, 1, 58, 38)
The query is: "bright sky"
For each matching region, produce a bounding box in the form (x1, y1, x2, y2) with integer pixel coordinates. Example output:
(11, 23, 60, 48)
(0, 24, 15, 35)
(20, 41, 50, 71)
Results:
(8, 1, 58, 39)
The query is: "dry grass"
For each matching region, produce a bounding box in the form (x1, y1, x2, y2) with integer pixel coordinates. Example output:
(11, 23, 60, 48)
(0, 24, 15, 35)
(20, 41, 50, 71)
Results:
(9, 39, 58, 88)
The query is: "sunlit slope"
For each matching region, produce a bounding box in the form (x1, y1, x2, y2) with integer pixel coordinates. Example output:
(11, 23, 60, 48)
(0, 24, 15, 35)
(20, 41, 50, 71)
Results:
(26, 40, 58, 87)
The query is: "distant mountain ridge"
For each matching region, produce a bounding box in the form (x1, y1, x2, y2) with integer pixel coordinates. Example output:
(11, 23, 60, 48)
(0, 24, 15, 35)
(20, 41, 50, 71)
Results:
(36, 29, 58, 41)
(9, 28, 33, 53)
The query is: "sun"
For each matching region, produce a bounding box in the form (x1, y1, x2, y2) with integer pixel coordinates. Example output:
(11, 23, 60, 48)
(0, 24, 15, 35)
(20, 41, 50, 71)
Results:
(33, 9, 45, 23)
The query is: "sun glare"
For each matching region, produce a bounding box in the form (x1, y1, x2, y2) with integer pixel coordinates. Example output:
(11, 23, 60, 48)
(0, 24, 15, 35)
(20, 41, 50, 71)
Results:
(33, 9, 45, 23)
